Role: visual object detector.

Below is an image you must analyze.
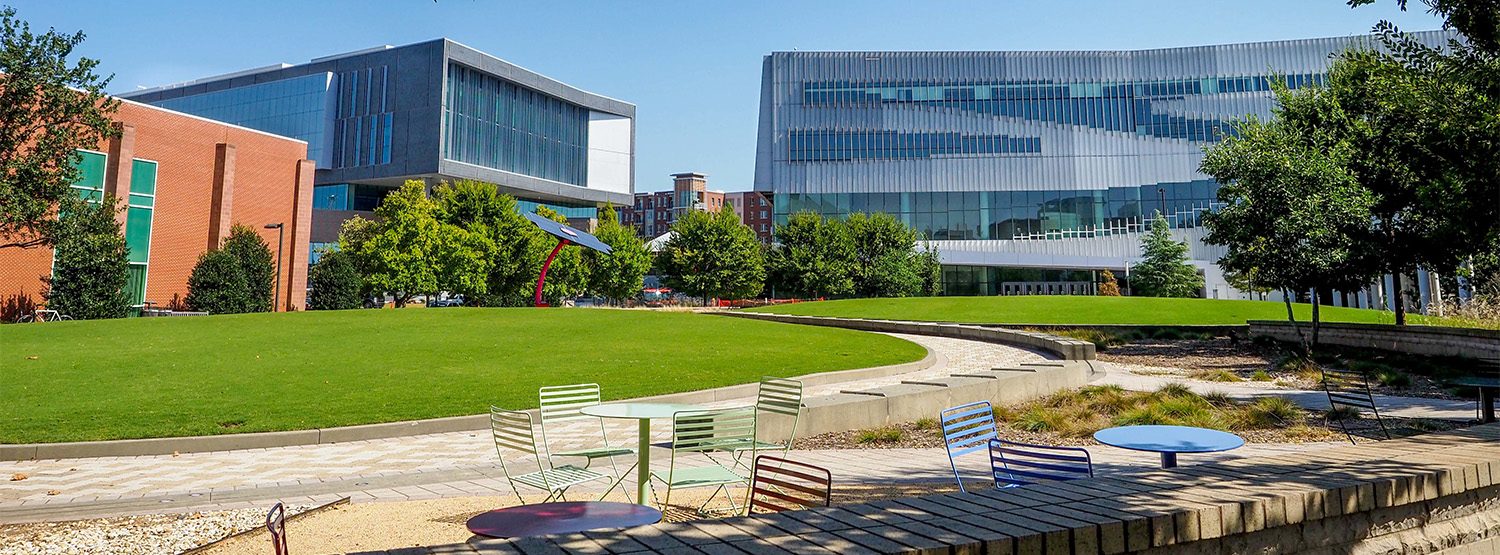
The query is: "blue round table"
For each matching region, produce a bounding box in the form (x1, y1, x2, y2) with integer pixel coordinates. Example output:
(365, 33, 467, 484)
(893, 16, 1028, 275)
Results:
(1093, 425, 1245, 468)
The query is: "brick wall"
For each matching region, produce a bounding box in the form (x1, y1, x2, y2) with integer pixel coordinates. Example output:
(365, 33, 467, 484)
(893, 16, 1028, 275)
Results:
(0, 99, 311, 315)
(1249, 321, 1500, 361)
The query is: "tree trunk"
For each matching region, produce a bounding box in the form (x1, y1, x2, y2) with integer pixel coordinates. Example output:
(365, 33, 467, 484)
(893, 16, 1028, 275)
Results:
(1283, 288, 1309, 354)
(1392, 272, 1407, 325)
(1311, 291, 1322, 347)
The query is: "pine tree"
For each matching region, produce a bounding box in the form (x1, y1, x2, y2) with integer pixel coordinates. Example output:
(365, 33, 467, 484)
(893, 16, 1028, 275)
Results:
(1132, 214, 1204, 298)
(1097, 270, 1122, 297)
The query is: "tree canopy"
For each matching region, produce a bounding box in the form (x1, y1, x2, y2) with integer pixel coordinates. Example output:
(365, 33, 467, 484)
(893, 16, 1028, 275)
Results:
(657, 206, 765, 303)
(586, 205, 651, 303)
(767, 211, 855, 298)
(360, 181, 490, 307)
(0, 7, 119, 251)
(44, 194, 129, 319)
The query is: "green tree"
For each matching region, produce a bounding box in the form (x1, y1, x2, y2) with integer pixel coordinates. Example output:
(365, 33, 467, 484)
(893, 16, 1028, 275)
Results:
(767, 211, 855, 298)
(1132, 214, 1204, 298)
(361, 181, 490, 307)
(221, 224, 275, 312)
(846, 212, 929, 297)
(1350, 0, 1500, 54)
(1097, 270, 1122, 297)
(586, 204, 651, 303)
(1201, 98, 1380, 347)
(43, 195, 129, 319)
(657, 207, 765, 304)
(306, 248, 363, 310)
(185, 249, 250, 315)
(0, 7, 119, 251)
(918, 241, 943, 296)
(433, 180, 541, 307)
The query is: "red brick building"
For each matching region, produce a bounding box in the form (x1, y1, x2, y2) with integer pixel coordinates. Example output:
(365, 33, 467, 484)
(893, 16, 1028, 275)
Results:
(726, 191, 773, 243)
(617, 173, 772, 242)
(0, 100, 314, 316)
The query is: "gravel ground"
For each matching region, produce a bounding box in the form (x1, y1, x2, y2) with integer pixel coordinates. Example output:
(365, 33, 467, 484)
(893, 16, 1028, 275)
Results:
(0, 505, 311, 555)
(1100, 338, 1465, 400)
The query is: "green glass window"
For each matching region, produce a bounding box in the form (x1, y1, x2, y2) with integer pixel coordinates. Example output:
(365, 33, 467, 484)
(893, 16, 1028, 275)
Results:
(125, 206, 152, 264)
(130, 159, 157, 195)
(124, 265, 147, 307)
(72, 150, 107, 200)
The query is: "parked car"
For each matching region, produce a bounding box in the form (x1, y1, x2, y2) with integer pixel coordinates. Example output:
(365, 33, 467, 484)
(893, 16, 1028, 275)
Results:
(428, 295, 465, 308)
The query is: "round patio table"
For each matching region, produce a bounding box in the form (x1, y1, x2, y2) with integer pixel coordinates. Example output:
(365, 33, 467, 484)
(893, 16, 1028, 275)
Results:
(466, 501, 662, 538)
(580, 402, 705, 505)
(1093, 425, 1245, 468)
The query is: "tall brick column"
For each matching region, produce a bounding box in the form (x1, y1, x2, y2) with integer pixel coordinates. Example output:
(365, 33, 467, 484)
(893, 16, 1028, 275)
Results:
(103, 123, 136, 227)
(284, 159, 316, 311)
(207, 143, 236, 250)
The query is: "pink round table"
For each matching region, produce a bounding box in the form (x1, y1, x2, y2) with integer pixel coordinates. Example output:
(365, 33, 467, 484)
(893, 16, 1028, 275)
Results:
(466, 501, 662, 538)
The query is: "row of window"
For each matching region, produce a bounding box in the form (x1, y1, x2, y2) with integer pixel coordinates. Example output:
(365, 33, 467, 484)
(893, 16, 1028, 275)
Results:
(941, 265, 1113, 297)
(787, 130, 1040, 162)
(443, 63, 590, 186)
(795, 74, 1322, 143)
(150, 73, 334, 166)
(333, 67, 395, 169)
(70, 150, 156, 307)
(773, 180, 1220, 240)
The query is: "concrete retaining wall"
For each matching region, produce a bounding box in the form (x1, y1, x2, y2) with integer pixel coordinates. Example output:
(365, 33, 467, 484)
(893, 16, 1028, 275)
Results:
(1248, 320, 1500, 361)
(721, 311, 1097, 360)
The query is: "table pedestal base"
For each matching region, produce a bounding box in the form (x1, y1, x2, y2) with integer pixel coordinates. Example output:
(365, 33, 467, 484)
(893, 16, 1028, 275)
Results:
(1161, 452, 1178, 468)
(636, 419, 650, 504)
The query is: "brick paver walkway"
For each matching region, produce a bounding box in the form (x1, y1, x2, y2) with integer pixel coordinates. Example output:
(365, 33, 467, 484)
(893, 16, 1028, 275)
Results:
(0, 333, 1047, 523)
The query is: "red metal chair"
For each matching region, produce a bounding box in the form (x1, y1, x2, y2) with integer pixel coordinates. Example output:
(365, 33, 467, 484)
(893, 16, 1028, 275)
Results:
(747, 455, 832, 514)
(266, 502, 288, 555)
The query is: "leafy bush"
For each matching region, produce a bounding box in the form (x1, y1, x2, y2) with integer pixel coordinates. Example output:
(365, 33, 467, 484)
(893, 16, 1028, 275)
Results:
(1375, 369, 1412, 388)
(1188, 369, 1242, 382)
(185, 250, 251, 314)
(44, 195, 130, 319)
(855, 426, 903, 444)
(1238, 397, 1303, 428)
(307, 249, 363, 310)
(222, 225, 276, 312)
(1325, 406, 1362, 421)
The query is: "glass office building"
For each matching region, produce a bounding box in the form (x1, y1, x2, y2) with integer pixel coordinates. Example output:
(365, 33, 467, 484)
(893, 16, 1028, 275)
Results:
(124, 39, 635, 249)
(754, 32, 1452, 298)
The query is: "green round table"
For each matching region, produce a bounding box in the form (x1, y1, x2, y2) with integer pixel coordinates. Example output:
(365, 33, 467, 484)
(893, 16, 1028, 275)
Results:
(581, 402, 704, 505)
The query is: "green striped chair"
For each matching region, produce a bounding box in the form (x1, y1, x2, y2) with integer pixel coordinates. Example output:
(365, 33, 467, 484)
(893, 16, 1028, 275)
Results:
(538, 384, 635, 486)
(652, 406, 757, 515)
(489, 407, 626, 503)
(726, 378, 804, 465)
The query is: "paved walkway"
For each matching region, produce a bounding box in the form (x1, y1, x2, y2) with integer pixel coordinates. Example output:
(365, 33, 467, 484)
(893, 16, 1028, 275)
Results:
(1092, 361, 1478, 420)
(0, 333, 1047, 524)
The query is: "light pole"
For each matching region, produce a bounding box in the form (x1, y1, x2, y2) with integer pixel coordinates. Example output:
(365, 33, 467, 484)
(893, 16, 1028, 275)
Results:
(1157, 187, 1167, 219)
(264, 223, 284, 311)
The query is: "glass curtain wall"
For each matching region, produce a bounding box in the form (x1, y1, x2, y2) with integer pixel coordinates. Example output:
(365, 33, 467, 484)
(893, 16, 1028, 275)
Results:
(443, 63, 589, 187)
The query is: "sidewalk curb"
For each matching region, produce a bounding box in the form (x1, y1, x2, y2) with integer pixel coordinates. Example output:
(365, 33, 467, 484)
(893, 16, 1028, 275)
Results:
(0, 344, 937, 462)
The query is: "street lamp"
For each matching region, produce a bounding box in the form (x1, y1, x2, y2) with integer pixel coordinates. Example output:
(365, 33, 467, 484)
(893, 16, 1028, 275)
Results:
(264, 223, 284, 311)
(1157, 187, 1167, 218)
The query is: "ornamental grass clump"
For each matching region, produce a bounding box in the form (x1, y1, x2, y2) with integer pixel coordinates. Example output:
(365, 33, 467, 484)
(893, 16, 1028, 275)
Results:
(994, 382, 1318, 440)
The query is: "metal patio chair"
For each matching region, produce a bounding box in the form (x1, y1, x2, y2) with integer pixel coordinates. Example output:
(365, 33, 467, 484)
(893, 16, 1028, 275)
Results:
(747, 455, 832, 514)
(538, 384, 635, 497)
(940, 401, 999, 492)
(1321, 367, 1391, 443)
(266, 502, 288, 555)
(720, 378, 803, 465)
(651, 406, 757, 515)
(490, 407, 628, 503)
(989, 438, 1093, 488)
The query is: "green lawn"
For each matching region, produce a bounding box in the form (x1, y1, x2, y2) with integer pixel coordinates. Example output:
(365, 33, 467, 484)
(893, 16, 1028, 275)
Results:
(747, 296, 1416, 326)
(0, 309, 925, 444)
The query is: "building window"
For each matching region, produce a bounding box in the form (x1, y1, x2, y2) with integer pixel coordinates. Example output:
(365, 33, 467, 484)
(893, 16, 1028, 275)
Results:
(441, 63, 589, 186)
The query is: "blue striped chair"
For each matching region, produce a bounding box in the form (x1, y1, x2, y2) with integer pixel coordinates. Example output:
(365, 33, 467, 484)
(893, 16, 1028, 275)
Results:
(989, 437, 1093, 488)
(939, 401, 999, 492)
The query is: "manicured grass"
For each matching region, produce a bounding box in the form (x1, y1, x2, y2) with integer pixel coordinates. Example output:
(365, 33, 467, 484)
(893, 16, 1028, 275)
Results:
(747, 296, 1420, 326)
(0, 309, 925, 443)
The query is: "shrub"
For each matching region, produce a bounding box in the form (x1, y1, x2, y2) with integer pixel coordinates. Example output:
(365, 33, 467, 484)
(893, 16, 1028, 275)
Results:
(1188, 369, 1242, 382)
(1157, 397, 1212, 421)
(44, 195, 130, 319)
(1239, 397, 1303, 428)
(914, 417, 937, 430)
(1201, 390, 1234, 406)
(185, 250, 251, 314)
(855, 426, 903, 444)
(1275, 355, 1323, 381)
(1325, 406, 1362, 421)
(1153, 383, 1196, 399)
(1052, 328, 1128, 351)
(1374, 369, 1412, 388)
(221, 224, 276, 312)
(1016, 407, 1069, 432)
(307, 250, 364, 310)
(992, 405, 1018, 422)
(1114, 405, 1170, 426)
(1250, 369, 1273, 381)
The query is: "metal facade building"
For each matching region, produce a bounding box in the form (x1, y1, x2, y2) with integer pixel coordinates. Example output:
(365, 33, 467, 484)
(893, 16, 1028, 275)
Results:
(754, 31, 1451, 298)
(124, 39, 635, 248)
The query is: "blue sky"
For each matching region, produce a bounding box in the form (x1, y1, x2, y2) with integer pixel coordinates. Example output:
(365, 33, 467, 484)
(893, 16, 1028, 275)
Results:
(10, 1, 1442, 192)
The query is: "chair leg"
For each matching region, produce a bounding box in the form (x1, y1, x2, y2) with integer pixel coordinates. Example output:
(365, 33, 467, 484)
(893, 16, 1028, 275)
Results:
(597, 467, 635, 503)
